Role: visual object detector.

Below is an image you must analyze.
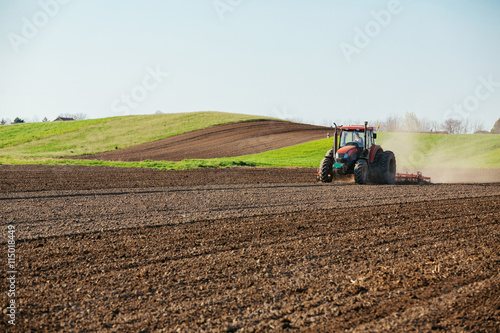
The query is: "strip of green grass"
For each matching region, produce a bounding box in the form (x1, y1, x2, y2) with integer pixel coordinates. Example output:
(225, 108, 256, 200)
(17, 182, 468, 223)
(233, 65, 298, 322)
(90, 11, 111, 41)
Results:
(0, 112, 275, 158)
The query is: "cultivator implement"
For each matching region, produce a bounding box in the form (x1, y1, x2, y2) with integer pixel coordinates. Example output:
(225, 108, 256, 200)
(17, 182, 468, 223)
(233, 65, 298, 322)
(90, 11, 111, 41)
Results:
(395, 171, 431, 184)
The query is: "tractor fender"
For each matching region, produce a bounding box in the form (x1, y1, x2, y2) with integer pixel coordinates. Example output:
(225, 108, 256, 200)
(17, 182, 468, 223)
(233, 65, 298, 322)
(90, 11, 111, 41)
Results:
(369, 145, 383, 164)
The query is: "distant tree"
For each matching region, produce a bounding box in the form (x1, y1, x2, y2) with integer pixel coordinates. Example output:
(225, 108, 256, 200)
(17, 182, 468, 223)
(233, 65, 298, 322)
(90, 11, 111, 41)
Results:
(420, 119, 441, 132)
(402, 112, 422, 132)
(1, 118, 6, 125)
(384, 114, 401, 132)
(442, 118, 462, 134)
(12, 117, 24, 124)
(419, 118, 430, 132)
(491, 118, 500, 134)
(471, 119, 485, 133)
(42, 117, 48, 122)
(74, 113, 87, 120)
(155, 110, 164, 114)
(460, 118, 472, 134)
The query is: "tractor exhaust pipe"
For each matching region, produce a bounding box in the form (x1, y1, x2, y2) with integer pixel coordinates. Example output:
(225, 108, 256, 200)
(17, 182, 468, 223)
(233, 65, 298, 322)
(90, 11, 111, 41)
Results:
(333, 123, 338, 155)
(364, 121, 368, 150)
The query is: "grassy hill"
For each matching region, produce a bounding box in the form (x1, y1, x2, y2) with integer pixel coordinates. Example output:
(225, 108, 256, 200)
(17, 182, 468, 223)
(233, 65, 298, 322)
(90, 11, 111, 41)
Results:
(1, 112, 499, 169)
(0, 112, 274, 160)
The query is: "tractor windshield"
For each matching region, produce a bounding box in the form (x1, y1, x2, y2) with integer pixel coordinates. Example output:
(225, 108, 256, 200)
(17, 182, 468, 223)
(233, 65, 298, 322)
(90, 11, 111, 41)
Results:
(340, 130, 364, 148)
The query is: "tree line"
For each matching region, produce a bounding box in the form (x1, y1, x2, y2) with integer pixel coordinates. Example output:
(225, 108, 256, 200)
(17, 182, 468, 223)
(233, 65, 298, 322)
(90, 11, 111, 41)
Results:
(373, 112, 498, 134)
(1, 113, 87, 125)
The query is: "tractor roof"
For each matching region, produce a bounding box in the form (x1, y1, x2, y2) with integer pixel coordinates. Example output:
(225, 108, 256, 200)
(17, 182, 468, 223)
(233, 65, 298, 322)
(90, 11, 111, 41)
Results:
(341, 125, 374, 131)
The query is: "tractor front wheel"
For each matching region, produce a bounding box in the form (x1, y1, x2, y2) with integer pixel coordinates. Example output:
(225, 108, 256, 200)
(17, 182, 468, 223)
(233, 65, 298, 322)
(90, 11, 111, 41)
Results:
(319, 157, 333, 183)
(354, 159, 369, 184)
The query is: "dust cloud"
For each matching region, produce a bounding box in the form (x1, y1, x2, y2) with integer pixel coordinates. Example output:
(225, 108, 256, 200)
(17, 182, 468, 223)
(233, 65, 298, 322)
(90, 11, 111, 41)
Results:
(419, 168, 500, 183)
(379, 133, 500, 183)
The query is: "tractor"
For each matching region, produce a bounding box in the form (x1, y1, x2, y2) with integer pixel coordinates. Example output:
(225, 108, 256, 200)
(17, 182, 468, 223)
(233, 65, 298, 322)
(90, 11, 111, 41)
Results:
(318, 122, 396, 185)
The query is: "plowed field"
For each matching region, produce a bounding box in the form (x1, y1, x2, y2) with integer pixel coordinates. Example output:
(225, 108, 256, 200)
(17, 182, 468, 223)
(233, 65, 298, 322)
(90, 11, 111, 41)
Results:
(1, 165, 500, 332)
(78, 121, 332, 161)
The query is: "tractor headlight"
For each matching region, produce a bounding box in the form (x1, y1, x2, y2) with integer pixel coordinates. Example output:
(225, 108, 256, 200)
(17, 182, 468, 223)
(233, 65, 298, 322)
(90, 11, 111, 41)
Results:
(336, 153, 348, 159)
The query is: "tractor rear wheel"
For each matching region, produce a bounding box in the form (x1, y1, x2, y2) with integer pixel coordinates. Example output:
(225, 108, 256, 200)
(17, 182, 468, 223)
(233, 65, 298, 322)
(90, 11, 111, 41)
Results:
(319, 157, 333, 183)
(379, 151, 396, 184)
(369, 150, 382, 184)
(354, 159, 369, 184)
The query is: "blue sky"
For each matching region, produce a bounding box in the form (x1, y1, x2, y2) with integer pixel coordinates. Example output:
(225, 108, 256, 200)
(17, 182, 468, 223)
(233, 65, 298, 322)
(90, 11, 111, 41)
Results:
(1, 0, 499, 129)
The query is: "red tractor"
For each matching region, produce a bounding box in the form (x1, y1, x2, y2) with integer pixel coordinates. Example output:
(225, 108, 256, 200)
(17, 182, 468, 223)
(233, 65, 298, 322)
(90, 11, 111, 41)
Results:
(318, 122, 396, 184)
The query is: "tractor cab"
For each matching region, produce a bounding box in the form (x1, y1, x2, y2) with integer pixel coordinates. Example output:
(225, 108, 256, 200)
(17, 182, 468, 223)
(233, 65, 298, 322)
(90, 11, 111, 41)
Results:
(336, 125, 376, 163)
(339, 126, 376, 150)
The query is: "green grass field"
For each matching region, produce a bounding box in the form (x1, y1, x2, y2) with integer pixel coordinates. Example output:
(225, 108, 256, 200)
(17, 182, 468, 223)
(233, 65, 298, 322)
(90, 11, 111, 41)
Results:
(1, 113, 499, 170)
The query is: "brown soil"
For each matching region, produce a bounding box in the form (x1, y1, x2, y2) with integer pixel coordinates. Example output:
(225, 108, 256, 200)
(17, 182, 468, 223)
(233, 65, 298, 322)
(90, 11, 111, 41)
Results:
(1, 165, 500, 332)
(77, 121, 332, 161)
(0, 165, 317, 193)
